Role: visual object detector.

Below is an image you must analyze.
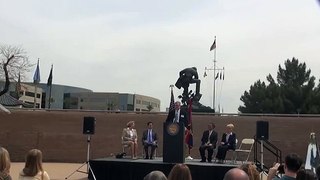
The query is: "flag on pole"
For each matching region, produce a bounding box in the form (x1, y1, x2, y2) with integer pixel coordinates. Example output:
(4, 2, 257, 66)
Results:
(210, 39, 216, 51)
(215, 72, 219, 80)
(185, 98, 193, 149)
(33, 59, 40, 84)
(169, 87, 175, 111)
(47, 65, 53, 86)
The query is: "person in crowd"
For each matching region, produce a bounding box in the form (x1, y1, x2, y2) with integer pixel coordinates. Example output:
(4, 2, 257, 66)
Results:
(168, 163, 192, 180)
(142, 122, 158, 159)
(216, 123, 237, 163)
(0, 147, 12, 180)
(122, 120, 138, 159)
(19, 149, 50, 180)
(296, 168, 316, 180)
(267, 153, 303, 180)
(199, 123, 218, 163)
(223, 168, 250, 180)
(144, 170, 167, 180)
(166, 101, 188, 127)
(239, 163, 260, 180)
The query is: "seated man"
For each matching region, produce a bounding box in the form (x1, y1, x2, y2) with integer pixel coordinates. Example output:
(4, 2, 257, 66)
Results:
(199, 123, 218, 163)
(142, 122, 158, 159)
(216, 123, 237, 163)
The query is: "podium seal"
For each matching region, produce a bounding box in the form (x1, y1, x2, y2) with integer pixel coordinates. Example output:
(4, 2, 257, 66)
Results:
(167, 123, 179, 136)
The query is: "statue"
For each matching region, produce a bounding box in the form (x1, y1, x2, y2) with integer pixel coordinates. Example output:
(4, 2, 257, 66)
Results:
(305, 132, 320, 173)
(175, 67, 202, 104)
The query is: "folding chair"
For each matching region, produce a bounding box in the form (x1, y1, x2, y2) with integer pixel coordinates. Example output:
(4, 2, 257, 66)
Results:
(233, 138, 255, 163)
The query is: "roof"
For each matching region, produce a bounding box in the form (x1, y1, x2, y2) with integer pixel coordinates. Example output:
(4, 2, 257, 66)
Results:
(0, 93, 24, 106)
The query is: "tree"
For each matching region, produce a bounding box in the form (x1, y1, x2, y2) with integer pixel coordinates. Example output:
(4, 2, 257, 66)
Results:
(0, 45, 32, 96)
(239, 57, 318, 114)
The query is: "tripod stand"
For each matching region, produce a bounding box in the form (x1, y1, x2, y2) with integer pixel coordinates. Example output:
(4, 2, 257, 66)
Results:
(65, 135, 96, 180)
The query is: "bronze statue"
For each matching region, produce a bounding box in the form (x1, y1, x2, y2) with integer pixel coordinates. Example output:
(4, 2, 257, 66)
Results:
(175, 67, 202, 104)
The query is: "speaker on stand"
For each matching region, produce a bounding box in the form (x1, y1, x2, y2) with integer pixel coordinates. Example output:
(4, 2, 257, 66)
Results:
(65, 116, 97, 180)
(256, 121, 269, 178)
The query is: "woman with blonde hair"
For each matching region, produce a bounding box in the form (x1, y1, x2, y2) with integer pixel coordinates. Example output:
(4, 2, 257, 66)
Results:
(0, 147, 12, 180)
(168, 163, 192, 180)
(122, 121, 138, 159)
(19, 149, 50, 180)
(216, 123, 237, 163)
(239, 163, 260, 180)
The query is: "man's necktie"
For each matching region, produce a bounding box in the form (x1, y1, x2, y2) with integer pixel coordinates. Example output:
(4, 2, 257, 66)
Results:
(174, 111, 179, 123)
(148, 130, 152, 143)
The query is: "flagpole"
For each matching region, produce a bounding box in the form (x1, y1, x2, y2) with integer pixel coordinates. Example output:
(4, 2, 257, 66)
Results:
(213, 36, 217, 112)
(48, 84, 52, 109)
(34, 85, 38, 109)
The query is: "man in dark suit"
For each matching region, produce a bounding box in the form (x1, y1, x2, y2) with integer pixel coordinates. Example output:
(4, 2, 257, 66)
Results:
(142, 122, 158, 159)
(165, 101, 188, 127)
(216, 124, 237, 163)
(199, 123, 218, 163)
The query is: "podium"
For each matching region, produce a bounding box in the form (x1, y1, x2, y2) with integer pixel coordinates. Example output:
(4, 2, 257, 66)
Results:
(163, 121, 185, 163)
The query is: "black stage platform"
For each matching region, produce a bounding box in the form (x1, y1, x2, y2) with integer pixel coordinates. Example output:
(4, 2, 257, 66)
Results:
(89, 157, 238, 180)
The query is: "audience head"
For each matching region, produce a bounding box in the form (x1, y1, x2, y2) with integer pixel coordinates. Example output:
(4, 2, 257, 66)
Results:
(168, 163, 192, 180)
(239, 163, 260, 180)
(223, 168, 249, 180)
(0, 147, 11, 174)
(147, 122, 153, 129)
(296, 168, 316, 180)
(144, 170, 167, 180)
(174, 101, 181, 111)
(23, 149, 44, 176)
(284, 153, 302, 174)
(316, 165, 320, 180)
(226, 124, 234, 133)
(127, 121, 135, 128)
(208, 123, 215, 130)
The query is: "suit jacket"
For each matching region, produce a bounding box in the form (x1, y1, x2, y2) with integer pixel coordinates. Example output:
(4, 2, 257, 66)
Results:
(220, 132, 237, 150)
(165, 109, 188, 127)
(201, 130, 218, 148)
(122, 128, 138, 144)
(142, 129, 158, 146)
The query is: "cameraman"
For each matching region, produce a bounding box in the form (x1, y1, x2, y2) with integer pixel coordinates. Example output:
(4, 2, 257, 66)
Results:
(267, 153, 303, 180)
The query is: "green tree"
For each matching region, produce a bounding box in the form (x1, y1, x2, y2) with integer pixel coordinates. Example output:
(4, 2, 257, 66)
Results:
(239, 57, 318, 114)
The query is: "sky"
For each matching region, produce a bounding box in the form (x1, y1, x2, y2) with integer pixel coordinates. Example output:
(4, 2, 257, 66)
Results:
(1, 0, 320, 113)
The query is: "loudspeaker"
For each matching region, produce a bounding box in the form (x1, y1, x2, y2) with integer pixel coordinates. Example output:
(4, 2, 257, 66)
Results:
(256, 121, 269, 140)
(83, 116, 96, 134)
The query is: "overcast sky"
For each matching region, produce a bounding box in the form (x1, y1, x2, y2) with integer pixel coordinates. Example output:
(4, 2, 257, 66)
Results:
(1, 0, 320, 112)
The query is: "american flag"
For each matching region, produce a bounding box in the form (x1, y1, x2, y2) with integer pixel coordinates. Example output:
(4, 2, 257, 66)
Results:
(169, 88, 175, 111)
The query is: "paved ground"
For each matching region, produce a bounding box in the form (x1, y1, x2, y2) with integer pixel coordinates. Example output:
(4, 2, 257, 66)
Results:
(11, 162, 88, 180)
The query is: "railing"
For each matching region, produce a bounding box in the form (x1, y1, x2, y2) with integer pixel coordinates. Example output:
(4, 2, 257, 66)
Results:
(254, 137, 282, 172)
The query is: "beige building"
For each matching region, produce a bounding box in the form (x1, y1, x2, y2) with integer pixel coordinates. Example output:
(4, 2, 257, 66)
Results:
(19, 83, 43, 108)
(64, 92, 160, 112)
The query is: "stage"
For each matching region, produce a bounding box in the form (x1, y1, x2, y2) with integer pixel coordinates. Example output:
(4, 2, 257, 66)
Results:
(89, 157, 239, 180)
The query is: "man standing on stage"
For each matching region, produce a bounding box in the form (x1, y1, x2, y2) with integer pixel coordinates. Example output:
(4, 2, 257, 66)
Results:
(166, 101, 188, 127)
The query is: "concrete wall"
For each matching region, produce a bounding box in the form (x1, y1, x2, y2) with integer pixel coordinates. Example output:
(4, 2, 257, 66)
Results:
(1, 110, 319, 167)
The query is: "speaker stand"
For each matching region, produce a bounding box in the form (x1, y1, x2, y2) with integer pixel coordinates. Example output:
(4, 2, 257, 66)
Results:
(260, 140, 264, 180)
(65, 135, 96, 180)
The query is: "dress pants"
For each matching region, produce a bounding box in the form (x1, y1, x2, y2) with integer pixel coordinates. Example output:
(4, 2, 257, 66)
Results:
(144, 144, 157, 159)
(216, 145, 233, 160)
(199, 145, 214, 162)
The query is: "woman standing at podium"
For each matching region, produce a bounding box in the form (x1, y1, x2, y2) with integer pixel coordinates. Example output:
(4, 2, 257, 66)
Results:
(122, 121, 138, 159)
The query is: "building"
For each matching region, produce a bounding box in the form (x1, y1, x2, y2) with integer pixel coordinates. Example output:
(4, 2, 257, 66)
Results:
(0, 81, 160, 111)
(64, 92, 160, 112)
